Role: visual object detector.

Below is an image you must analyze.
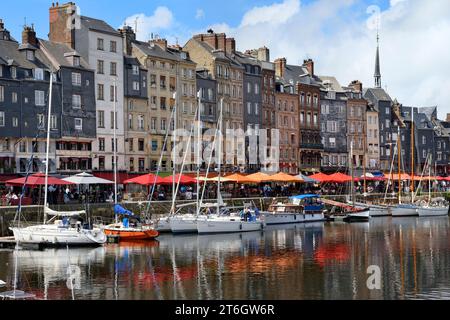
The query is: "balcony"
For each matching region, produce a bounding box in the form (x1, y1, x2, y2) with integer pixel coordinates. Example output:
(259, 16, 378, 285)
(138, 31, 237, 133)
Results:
(300, 143, 324, 150)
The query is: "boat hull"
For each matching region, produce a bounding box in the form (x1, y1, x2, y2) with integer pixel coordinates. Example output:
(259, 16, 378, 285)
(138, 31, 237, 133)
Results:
(11, 225, 106, 246)
(155, 217, 172, 233)
(391, 205, 419, 217)
(262, 212, 326, 225)
(197, 218, 263, 234)
(368, 207, 391, 217)
(343, 208, 370, 222)
(103, 227, 159, 240)
(170, 215, 199, 234)
(418, 206, 449, 217)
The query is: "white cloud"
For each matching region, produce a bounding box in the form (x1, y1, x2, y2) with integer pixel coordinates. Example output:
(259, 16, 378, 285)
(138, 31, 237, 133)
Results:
(195, 9, 205, 20)
(123, 6, 174, 41)
(210, 0, 449, 119)
(240, 0, 300, 27)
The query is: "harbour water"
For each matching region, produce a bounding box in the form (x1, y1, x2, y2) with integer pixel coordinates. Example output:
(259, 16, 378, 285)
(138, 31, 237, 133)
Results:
(1, 216, 449, 300)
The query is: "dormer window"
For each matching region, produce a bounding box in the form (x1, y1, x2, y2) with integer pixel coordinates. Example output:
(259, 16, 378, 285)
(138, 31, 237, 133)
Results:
(26, 50, 35, 61)
(132, 65, 139, 75)
(11, 67, 17, 79)
(0, 66, 3, 77)
(73, 56, 80, 67)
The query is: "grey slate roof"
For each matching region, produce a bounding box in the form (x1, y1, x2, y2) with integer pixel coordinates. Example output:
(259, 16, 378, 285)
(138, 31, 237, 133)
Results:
(0, 38, 50, 70)
(278, 63, 321, 87)
(364, 87, 392, 102)
(133, 41, 179, 62)
(317, 75, 345, 92)
(81, 16, 120, 35)
(39, 39, 90, 69)
(419, 106, 437, 120)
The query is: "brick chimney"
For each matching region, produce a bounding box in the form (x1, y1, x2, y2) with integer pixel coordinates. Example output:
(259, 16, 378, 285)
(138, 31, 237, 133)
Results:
(274, 58, 287, 78)
(0, 19, 11, 41)
(257, 47, 270, 62)
(303, 59, 314, 76)
(119, 26, 135, 56)
(49, 2, 77, 49)
(22, 25, 37, 47)
(152, 38, 167, 50)
(225, 37, 236, 54)
(193, 32, 226, 51)
(349, 80, 363, 93)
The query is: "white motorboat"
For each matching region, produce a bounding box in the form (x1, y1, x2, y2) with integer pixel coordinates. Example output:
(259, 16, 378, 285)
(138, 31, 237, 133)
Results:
(391, 204, 419, 217)
(262, 194, 326, 225)
(11, 208, 106, 246)
(354, 202, 391, 217)
(343, 208, 371, 222)
(418, 206, 449, 217)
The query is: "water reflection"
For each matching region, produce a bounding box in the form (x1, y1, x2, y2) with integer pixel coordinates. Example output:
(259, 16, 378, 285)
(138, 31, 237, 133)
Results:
(0, 217, 449, 300)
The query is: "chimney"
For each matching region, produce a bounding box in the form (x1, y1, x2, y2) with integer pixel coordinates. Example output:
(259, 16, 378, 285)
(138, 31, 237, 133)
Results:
(446, 113, 450, 122)
(349, 80, 363, 93)
(274, 58, 287, 78)
(194, 32, 226, 51)
(119, 26, 135, 56)
(303, 59, 314, 76)
(0, 19, 11, 41)
(152, 38, 167, 50)
(49, 2, 77, 49)
(225, 37, 236, 54)
(22, 25, 37, 47)
(257, 47, 270, 62)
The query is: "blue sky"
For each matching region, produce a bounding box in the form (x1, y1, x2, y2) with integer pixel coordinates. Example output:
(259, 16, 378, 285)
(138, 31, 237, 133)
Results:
(2, 0, 391, 41)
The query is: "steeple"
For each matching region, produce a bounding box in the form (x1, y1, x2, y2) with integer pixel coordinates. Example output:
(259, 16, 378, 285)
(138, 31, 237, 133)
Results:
(374, 31, 381, 88)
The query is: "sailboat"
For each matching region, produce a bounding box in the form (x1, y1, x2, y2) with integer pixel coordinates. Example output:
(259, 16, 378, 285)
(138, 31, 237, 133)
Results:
(10, 72, 106, 246)
(417, 155, 449, 217)
(196, 98, 264, 234)
(391, 125, 419, 217)
(342, 142, 370, 222)
(103, 81, 159, 240)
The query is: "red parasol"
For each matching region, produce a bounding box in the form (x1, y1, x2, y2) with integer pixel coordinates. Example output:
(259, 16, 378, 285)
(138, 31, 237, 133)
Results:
(123, 173, 166, 185)
(160, 174, 197, 185)
(6, 173, 74, 187)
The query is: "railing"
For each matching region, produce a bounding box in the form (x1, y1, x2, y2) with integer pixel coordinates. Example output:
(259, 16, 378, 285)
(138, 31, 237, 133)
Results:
(300, 143, 324, 150)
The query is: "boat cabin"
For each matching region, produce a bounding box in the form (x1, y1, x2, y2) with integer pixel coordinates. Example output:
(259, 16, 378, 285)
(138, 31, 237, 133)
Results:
(268, 194, 324, 214)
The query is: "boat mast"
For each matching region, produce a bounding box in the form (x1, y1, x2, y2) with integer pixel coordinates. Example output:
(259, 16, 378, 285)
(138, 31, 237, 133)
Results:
(350, 141, 355, 205)
(397, 125, 401, 204)
(363, 123, 367, 195)
(196, 91, 201, 216)
(217, 98, 224, 214)
(171, 92, 177, 215)
(113, 78, 118, 223)
(411, 110, 415, 202)
(43, 71, 53, 224)
(428, 154, 432, 204)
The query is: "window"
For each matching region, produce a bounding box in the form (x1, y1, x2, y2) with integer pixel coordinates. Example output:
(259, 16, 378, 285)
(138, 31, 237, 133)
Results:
(150, 74, 156, 88)
(160, 97, 166, 110)
(138, 115, 144, 130)
(97, 60, 104, 74)
(128, 114, 133, 129)
(72, 94, 81, 109)
(98, 110, 105, 128)
(138, 139, 144, 152)
(300, 112, 304, 124)
(151, 118, 156, 131)
(110, 112, 117, 129)
(327, 121, 337, 133)
(99, 156, 105, 170)
(110, 86, 117, 102)
(160, 76, 166, 90)
(12, 92, 17, 103)
(133, 81, 139, 91)
(34, 68, 44, 80)
(99, 138, 105, 151)
(128, 138, 134, 152)
(50, 115, 57, 129)
(422, 136, 426, 145)
(255, 103, 259, 115)
(139, 158, 145, 172)
(110, 41, 117, 53)
(111, 138, 118, 152)
(35, 90, 45, 106)
(0, 66, 2, 77)
(97, 38, 104, 50)
(329, 137, 336, 147)
(72, 72, 81, 86)
(75, 118, 82, 130)
(161, 119, 167, 131)
(129, 158, 135, 171)
(0, 86, 3, 102)
(247, 82, 251, 93)
(97, 84, 104, 100)
(255, 83, 259, 94)
(152, 140, 158, 152)
(385, 107, 389, 115)
(247, 102, 251, 114)
(313, 113, 318, 125)
(73, 56, 80, 67)
(0, 112, 4, 127)
(423, 149, 426, 158)
(385, 119, 390, 129)
(313, 95, 319, 107)
(110, 62, 117, 76)
(132, 65, 139, 75)
(11, 67, 17, 79)
(12, 117, 18, 127)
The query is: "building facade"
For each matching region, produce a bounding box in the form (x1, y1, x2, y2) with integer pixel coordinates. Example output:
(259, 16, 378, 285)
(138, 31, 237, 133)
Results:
(366, 103, 380, 169)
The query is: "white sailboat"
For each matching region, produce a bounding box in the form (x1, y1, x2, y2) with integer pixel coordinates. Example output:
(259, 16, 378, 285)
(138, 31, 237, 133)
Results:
(417, 155, 449, 217)
(196, 98, 264, 234)
(10, 72, 106, 246)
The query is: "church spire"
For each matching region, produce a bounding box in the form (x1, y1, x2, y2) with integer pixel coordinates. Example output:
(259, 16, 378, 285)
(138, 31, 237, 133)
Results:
(374, 30, 381, 88)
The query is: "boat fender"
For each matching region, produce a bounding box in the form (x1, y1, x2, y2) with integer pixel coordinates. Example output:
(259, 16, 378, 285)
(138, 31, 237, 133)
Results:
(239, 223, 242, 230)
(294, 215, 297, 220)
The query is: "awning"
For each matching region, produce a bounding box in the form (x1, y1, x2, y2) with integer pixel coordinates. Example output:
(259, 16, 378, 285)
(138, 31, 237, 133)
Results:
(6, 173, 75, 187)
(267, 172, 304, 183)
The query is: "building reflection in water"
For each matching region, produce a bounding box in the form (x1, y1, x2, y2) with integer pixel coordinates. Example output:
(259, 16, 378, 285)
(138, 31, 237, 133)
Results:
(0, 217, 449, 300)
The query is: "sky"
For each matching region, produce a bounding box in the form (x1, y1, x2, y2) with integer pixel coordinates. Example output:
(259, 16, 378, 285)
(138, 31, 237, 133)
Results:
(1, 0, 449, 120)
